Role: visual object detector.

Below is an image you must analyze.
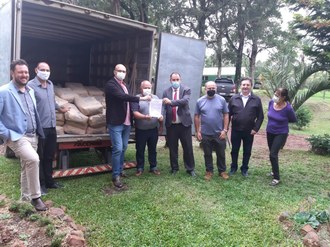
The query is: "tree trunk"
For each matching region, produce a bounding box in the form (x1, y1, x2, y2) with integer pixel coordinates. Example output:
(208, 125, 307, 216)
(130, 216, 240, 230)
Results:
(249, 40, 258, 84)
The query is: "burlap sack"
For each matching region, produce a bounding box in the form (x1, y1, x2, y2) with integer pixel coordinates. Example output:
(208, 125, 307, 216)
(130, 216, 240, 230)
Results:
(63, 121, 87, 135)
(56, 112, 65, 122)
(65, 82, 89, 96)
(64, 103, 88, 125)
(56, 120, 65, 126)
(86, 126, 107, 134)
(56, 126, 65, 135)
(55, 95, 68, 107)
(85, 86, 104, 96)
(74, 96, 103, 116)
(54, 87, 77, 103)
(94, 96, 106, 108)
(88, 114, 106, 128)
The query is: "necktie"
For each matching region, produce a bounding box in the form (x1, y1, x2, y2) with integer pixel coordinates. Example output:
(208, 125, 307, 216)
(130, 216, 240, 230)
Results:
(172, 90, 177, 122)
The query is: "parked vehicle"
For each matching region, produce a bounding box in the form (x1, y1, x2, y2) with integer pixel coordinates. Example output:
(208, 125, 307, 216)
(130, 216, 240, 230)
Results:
(0, 0, 206, 175)
(215, 77, 237, 102)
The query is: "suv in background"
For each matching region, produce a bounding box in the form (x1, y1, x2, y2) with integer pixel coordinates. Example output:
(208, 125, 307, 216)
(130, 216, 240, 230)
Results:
(215, 77, 237, 102)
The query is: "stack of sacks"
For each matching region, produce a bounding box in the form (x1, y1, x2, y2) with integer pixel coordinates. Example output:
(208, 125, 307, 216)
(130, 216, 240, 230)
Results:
(54, 83, 106, 135)
(65, 82, 89, 96)
(74, 95, 106, 134)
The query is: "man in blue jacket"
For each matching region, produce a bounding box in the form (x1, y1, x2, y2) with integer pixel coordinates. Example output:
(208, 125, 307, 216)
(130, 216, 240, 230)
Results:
(0, 59, 47, 211)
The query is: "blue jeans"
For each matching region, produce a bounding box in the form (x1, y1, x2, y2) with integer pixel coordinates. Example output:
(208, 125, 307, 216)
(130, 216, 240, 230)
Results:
(108, 124, 131, 179)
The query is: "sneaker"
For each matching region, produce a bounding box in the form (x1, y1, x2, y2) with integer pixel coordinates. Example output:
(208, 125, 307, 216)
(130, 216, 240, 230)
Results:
(229, 169, 237, 176)
(241, 171, 248, 177)
(270, 179, 280, 186)
(219, 172, 229, 180)
(204, 172, 213, 181)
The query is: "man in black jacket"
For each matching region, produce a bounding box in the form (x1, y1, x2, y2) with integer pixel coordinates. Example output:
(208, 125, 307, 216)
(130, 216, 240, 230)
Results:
(105, 64, 150, 188)
(228, 77, 264, 177)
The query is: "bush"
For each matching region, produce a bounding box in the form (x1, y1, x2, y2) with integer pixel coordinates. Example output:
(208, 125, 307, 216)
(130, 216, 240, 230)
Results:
(294, 106, 312, 129)
(306, 134, 330, 155)
(293, 210, 330, 229)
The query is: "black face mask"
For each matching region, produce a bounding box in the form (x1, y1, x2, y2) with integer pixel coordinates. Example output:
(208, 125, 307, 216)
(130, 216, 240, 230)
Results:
(207, 90, 216, 97)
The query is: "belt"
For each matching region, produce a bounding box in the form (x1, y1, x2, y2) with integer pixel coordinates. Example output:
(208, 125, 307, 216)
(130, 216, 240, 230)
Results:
(25, 131, 36, 137)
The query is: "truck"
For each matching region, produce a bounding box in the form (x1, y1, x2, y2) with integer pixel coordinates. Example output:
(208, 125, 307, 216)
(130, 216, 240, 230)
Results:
(215, 77, 237, 102)
(0, 0, 206, 177)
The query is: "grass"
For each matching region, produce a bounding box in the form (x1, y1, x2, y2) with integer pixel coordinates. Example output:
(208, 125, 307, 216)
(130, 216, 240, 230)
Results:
(0, 92, 329, 246)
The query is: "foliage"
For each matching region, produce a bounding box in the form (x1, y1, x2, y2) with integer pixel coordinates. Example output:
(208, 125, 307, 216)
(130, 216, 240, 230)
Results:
(51, 234, 65, 247)
(306, 134, 330, 155)
(46, 224, 56, 237)
(287, 0, 330, 69)
(293, 210, 330, 229)
(28, 214, 41, 222)
(293, 106, 312, 129)
(38, 216, 52, 227)
(9, 201, 34, 218)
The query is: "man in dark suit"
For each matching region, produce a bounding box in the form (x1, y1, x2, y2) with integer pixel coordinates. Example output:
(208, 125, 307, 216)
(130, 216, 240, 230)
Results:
(162, 72, 195, 176)
(105, 64, 150, 188)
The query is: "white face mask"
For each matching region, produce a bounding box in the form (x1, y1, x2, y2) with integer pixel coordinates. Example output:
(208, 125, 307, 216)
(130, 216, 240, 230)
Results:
(37, 70, 50, 81)
(272, 95, 280, 103)
(142, 88, 151, 96)
(116, 72, 126, 81)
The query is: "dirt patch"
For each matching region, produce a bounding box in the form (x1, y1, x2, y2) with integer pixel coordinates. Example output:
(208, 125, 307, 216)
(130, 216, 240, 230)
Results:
(103, 185, 129, 196)
(0, 195, 87, 247)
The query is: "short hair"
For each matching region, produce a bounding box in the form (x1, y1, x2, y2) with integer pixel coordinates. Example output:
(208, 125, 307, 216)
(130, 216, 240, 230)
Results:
(170, 72, 181, 79)
(240, 77, 252, 85)
(10, 59, 28, 72)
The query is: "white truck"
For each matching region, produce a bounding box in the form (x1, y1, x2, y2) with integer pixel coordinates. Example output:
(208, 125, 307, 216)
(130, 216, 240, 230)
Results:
(0, 0, 206, 177)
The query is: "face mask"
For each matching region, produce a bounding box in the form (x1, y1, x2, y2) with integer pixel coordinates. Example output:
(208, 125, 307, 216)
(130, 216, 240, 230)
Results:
(272, 95, 280, 103)
(172, 81, 180, 89)
(207, 90, 216, 97)
(116, 72, 126, 81)
(37, 70, 50, 81)
(142, 88, 151, 96)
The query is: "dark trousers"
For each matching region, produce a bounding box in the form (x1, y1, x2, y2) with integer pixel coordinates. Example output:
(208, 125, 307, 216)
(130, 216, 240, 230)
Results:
(166, 124, 195, 172)
(267, 132, 288, 180)
(135, 127, 158, 171)
(202, 134, 226, 173)
(37, 127, 57, 187)
(230, 129, 254, 172)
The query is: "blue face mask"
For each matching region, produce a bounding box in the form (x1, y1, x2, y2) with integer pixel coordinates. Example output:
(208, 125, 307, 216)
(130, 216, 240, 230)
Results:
(172, 81, 180, 89)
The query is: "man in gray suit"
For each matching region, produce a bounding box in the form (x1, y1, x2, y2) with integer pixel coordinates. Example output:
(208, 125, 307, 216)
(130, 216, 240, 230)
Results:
(0, 59, 47, 211)
(162, 72, 195, 176)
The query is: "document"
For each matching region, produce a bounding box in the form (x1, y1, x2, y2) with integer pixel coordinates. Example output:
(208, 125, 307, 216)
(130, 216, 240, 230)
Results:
(149, 99, 163, 118)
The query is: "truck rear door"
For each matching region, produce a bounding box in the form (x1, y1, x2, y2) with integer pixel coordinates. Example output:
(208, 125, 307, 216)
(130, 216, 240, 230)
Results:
(154, 32, 206, 134)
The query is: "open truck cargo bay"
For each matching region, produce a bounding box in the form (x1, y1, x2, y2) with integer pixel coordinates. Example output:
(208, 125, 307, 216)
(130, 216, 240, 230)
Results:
(0, 0, 206, 177)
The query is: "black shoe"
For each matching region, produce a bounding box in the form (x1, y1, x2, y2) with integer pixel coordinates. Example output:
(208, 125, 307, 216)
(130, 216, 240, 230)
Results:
(41, 186, 48, 196)
(112, 176, 123, 188)
(241, 171, 248, 177)
(229, 169, 237, 176)
(47, 182, 64, 189)
(187, 170, 196, 177)
(170, 170, 178, 175)
(31, 198, 47, 211)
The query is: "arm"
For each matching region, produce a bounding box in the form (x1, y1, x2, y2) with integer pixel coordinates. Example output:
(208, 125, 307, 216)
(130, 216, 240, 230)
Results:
(253, 98, 264, 133)
(287, 104, 297, 123)
(105, 81, 150, 102)
(194, 114, 202, 141)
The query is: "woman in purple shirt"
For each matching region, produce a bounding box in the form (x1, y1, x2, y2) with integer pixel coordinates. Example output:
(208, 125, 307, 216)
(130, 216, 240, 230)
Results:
(266, 88, 297, 186)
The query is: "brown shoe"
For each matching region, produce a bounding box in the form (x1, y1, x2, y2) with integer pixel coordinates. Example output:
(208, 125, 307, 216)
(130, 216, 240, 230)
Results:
(220, 172, 229, 180)
(112, 176, 123, 188)
(150, 169, 160, 175)
(31, 198, 47, 211)
(204, 172, 213, 181)
(136, 170, 143, 176)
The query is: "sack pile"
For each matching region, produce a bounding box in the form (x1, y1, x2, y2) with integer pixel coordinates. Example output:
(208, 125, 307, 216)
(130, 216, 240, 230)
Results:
(55, 83, 106, 135)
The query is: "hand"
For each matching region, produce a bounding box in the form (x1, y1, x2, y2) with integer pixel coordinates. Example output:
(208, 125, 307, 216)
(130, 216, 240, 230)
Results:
(196, 131, 202, 141)
(251, 130, 257, 135)
(158, 115, 163, 121)
(59, 105, 70, 113)
(141, 95, 151, 101)
(144, 114, 152, 120)
(163, 98, 171, 105)
(219, 131, 226, 139)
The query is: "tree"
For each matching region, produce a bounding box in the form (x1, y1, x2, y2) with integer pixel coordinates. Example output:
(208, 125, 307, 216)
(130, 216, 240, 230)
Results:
(287, 0, 330, 70)
(259, 34, 330, 111)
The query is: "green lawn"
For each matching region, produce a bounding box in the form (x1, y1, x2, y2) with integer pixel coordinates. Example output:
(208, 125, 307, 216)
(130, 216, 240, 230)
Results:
(0, 92, 329, 246)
